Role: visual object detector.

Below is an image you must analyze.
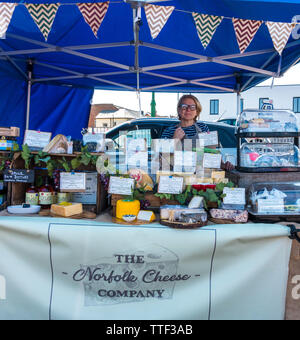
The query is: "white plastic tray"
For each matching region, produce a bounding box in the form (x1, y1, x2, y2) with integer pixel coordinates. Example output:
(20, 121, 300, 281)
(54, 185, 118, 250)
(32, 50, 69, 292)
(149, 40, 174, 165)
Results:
(7, 205, 41, 214)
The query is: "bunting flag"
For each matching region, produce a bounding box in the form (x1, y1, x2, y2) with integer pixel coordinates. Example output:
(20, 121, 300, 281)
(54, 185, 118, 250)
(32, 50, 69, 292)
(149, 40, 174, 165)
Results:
(144, 4, 174, 39)
(26, 3, 60, 41)
(0, 3, 17, 38)
(77, 2, 109, 38)
(192, 13, 223, 49)
(233, 18, 262, 53)
(266, 21, 296, 55)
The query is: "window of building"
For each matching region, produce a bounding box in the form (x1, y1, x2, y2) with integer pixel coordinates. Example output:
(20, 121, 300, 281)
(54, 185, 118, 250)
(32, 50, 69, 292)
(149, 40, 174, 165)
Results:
(293, 97, 300, 113)
(210, 99, 219, 115)
(259, 97, 269, 109)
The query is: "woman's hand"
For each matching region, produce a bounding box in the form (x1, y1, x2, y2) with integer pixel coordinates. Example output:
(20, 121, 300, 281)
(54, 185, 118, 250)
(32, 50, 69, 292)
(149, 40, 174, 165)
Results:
(173, 127, 185, 140)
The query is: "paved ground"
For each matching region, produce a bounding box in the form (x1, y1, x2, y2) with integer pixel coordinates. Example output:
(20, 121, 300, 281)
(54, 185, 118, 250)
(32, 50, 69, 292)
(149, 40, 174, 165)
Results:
(285, 239, 300, 320)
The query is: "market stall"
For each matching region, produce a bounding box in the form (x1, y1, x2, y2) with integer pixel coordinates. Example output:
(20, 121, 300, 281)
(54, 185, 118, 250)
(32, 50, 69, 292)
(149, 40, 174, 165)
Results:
(0, 0, 300, 320)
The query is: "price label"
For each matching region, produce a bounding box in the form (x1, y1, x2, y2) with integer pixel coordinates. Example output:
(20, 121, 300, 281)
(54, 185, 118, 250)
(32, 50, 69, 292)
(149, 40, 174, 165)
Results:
(108, 177, 134, 195)
(60, 172, 86, 192)
(158, 176, 184, 194)
(198, 131, 218, 147)
(223, 187, 245, 205)
(203, 153, 222, 169)
(24, 130, 52, 150)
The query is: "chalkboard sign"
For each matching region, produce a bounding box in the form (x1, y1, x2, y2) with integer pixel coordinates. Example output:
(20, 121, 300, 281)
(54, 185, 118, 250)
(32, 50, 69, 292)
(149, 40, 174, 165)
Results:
(4, 169, 35, 183)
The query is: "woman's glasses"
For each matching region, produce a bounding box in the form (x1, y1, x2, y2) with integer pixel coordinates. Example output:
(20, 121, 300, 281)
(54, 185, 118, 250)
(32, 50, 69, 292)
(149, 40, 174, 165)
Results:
(179, 104, 196, 111)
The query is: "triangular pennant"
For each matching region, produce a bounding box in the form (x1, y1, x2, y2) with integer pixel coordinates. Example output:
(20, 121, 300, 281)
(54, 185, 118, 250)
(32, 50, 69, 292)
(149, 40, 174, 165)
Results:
(232, 18, 262, 53)
(144, 4, 174, 39)
(0, 3, 17, 38)
(77, 2, 109, 38)
(266, 21, 296, 55)
(192, 13, 223, 49)
(26, 3, 59, 41)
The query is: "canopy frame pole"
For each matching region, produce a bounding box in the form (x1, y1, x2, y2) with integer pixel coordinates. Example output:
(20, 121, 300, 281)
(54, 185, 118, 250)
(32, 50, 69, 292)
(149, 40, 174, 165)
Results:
(132, 3, 142, 116)
(26, 59, 33, 131)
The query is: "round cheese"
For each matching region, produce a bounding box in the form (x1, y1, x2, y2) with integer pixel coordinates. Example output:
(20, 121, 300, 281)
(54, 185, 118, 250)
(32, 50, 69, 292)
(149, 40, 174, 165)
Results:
(116, 199, 140, 219)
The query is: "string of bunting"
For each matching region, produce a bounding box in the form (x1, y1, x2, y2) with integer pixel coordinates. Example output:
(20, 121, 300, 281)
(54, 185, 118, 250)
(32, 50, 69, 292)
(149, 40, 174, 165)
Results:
(0, 1, 297, 55)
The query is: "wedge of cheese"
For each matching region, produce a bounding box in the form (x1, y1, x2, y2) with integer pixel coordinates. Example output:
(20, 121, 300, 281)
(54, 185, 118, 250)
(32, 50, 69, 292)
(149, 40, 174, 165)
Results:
(137, 210, 155, 222)
(51, 202, 83, 217)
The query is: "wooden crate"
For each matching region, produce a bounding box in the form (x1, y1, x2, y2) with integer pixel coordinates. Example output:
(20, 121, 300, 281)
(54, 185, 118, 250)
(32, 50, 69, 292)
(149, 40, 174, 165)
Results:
(0, 127, 20, 137)
(8, 153, 108, 214)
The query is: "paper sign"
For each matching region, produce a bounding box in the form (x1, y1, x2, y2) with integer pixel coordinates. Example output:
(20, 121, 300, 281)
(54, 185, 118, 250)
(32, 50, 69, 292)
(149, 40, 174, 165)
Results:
(70, 172, 97, 204)
(127, 151, 148, 169)
(198, 131, 218, 146)
(60, 172, 86, 192)
(203, 153, 222, 169)
(257, 198, 284, 213)
(223, 187, 245, 205)
(174, 151, 196, 172)
(108, 177, 134, 195)
(24, 130, 52, 150)
(153, 139, 175, 153)
(158, 176, 184, 194)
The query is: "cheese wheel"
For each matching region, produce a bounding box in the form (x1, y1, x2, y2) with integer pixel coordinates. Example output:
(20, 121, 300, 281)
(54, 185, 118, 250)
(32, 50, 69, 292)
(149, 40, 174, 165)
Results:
(116, 199, 140, 219)
(128, 169, 153, 190)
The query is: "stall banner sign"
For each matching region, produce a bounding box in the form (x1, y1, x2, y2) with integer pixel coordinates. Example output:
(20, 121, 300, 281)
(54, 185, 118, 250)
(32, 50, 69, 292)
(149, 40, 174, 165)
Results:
(0, 217, 292, 320)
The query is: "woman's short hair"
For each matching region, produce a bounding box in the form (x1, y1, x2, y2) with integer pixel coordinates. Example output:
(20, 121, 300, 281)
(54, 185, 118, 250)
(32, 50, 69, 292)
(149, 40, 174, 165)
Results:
(177, 94, 202, 122)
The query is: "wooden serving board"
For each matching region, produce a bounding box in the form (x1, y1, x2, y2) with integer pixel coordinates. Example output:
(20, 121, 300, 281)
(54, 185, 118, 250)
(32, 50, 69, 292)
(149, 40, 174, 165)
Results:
(112, 217, 156, 225)
(160, 219, 207, 229)
(39, 209, 97, 219)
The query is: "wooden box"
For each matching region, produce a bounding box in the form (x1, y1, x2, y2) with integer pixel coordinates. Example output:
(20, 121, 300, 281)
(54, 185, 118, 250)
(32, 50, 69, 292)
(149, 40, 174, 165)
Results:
(0, 127, 20, 137)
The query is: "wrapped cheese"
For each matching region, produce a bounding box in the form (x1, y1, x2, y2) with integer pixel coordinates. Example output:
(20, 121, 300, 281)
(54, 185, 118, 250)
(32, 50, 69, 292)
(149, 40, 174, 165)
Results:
(51, 202, 83, 217)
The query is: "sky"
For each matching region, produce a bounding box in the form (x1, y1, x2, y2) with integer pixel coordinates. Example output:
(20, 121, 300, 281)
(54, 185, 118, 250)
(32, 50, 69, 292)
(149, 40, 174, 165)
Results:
(92, 62, 300, 117)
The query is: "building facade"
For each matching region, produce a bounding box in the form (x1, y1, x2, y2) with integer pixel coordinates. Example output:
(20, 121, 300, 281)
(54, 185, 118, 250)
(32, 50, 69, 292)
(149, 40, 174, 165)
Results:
(193, 84, 300, 122)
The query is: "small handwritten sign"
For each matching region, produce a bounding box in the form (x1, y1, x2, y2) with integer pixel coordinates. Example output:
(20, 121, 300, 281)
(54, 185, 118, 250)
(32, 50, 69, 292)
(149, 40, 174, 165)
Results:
(60, 172, 86, 192)
(158, 176, 184, 194)
(223, 187, 245, 205)
(4, 169, 35, 183)
(108, 177, 134, 195)
(203, 153, 222, 169)
(23, 130, 52, 150)
(198, 131, 218, 147)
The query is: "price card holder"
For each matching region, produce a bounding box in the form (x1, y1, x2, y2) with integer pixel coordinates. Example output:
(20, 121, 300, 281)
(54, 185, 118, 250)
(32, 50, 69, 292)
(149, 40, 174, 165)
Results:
(60, 172, 86, 192)
(108, 177, 134, 196)
(223, 187, 246, 205)
(158, 176, 184, 194)
(203, 153, 222, 169)
(23, 130, 52, 151)
(198, 131, 219, 147)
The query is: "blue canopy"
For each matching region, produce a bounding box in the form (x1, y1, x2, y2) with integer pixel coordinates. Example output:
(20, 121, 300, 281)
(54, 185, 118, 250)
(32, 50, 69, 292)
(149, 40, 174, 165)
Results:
(0, 0, 300, 139)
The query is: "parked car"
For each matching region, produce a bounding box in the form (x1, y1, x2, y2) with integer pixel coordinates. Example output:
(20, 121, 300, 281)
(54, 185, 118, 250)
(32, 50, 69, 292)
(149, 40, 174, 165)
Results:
(216, 118, 237, 126)
(106, 117, 237, 149)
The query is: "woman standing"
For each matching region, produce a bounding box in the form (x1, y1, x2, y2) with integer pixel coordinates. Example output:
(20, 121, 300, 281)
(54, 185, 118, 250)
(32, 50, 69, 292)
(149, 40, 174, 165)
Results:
(161, 94, 234, 171)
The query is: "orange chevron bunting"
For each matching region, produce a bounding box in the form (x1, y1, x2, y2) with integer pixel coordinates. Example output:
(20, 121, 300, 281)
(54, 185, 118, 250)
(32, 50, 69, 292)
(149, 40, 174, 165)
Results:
(144, 4, 174, 39)
(77, 2, 109, 38)
(0, 3, 17, 38)
(266, 21, 296, 55)
(233, 18, 262, 53)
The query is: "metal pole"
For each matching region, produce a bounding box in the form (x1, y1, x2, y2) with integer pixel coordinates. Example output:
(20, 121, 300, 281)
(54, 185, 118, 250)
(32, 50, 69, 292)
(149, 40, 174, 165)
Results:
(26, 59, 33, 131)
